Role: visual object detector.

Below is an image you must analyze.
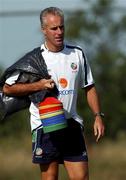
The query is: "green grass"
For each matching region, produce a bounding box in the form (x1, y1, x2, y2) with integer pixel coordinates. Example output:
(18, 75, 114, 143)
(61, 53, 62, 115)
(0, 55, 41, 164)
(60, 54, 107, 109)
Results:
(0, 134, 126, 180)
(89, 137, 126, 180)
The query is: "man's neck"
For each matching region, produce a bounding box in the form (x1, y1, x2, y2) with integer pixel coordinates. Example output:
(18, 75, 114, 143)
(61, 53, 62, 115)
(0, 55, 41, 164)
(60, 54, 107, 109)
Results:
(44, 42, 64, 52)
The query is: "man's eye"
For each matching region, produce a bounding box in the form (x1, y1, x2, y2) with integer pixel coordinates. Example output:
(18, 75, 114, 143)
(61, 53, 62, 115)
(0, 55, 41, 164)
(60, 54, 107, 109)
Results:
(51, 27, 58, 30)
(50, 26, 64, 31)
(60, 25, 64, 29)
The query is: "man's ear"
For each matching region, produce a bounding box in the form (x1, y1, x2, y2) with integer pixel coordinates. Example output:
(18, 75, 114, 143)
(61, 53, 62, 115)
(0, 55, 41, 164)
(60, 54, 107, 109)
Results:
(41, 27, 46, 35)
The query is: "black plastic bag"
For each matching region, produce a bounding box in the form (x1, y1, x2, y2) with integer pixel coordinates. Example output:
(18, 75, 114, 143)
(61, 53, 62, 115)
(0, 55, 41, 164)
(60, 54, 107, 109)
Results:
(0, 91, 30, 121)
(0, 47, 58, 121)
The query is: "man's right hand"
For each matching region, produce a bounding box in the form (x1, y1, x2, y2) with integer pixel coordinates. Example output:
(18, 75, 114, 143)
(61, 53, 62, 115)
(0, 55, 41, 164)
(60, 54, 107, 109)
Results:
(38, 79, 55, 90)
(3, 78, 55, 96)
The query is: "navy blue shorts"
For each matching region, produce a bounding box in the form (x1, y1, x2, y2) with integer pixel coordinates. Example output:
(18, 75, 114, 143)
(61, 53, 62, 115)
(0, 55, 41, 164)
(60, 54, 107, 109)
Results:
(32, 119, 88, 164)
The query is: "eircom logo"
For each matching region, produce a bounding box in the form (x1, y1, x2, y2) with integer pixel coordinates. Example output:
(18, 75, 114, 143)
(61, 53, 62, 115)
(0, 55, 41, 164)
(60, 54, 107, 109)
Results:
(59, 78, 68, 88)
(59, 89, 75, 95)
(58, 77, 75, 95)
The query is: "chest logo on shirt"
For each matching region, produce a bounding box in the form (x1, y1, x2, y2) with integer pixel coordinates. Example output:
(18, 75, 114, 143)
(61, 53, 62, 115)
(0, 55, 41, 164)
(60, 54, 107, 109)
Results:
(71, 63, 77, 70)
(59, 78, 68, 88)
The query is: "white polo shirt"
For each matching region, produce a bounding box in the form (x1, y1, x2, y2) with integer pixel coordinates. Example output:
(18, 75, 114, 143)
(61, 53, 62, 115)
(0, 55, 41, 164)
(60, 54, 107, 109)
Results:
(6, 43, 94, 131)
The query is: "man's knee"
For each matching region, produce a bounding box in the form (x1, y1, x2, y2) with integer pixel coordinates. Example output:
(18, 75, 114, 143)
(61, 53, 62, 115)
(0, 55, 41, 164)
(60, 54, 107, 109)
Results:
(68, 171, 89, 180)
(39, 162, 59, 180)
(64, 161, 89, 180)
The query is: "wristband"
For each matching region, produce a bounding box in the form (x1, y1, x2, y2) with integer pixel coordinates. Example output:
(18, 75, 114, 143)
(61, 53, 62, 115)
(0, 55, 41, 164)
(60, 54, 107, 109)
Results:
(94, 112, 104, 118)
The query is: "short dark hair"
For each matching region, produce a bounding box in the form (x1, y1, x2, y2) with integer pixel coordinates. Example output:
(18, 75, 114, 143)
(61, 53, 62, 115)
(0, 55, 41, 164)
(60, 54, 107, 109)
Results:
(40, 7, 64, 28)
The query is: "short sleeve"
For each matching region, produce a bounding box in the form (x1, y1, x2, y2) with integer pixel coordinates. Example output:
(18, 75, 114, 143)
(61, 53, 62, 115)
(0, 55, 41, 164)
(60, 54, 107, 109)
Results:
(79, 50, 94, 88)
(5, 71, 20, 85)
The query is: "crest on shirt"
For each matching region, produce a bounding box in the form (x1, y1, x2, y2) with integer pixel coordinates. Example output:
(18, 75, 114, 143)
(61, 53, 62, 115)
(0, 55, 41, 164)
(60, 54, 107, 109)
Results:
(71, 63, 77, 70)
(36, 148, 43, 156)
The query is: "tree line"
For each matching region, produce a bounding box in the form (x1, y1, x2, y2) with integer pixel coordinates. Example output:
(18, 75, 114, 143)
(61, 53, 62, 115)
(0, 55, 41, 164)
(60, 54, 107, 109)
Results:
(65, 0, 126, 139)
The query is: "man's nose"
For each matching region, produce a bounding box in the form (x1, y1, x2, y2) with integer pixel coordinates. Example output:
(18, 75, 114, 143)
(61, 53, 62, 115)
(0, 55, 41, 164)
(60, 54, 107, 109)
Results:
(57, 27, 63, 34)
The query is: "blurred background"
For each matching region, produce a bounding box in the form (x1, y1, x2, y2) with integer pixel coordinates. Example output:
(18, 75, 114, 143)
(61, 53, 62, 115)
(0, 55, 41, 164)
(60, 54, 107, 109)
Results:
(0, 0, 126, 179)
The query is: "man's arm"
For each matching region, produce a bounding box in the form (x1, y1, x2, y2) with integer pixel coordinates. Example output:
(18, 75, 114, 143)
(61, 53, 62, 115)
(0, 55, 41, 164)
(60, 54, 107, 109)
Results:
(3, 78, 55, 96)
(85, 84, 105, 142)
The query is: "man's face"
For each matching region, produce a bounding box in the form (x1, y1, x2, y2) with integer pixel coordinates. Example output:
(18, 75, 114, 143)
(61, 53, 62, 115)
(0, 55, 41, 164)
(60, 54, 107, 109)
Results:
(42, 14, 64, 50)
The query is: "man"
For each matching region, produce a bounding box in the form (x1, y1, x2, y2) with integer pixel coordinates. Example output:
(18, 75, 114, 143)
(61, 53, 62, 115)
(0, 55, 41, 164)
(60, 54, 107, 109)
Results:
(3, 7, 104, 180)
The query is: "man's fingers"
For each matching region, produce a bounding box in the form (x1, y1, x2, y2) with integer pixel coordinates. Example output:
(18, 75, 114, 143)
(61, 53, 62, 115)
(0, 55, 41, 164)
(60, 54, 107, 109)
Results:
(96, 132, 101, 142)
(50, 82, 55, 88)
(94, 128, 97, 136)
(94, 127, 102, 142)
(45, 79, 55, 89)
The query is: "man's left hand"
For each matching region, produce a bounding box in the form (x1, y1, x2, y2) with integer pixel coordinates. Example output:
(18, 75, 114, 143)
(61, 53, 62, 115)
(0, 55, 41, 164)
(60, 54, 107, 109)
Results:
(94, 117, 105, 142)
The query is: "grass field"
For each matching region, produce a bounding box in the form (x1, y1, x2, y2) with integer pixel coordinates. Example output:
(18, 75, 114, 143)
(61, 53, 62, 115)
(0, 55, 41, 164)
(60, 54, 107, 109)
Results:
(0, 133, 126, 180)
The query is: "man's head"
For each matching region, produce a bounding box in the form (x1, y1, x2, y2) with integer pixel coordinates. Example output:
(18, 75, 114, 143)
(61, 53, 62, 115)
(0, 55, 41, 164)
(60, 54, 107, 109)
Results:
(40, 7, 64, 28)
(40, 7, 65, 52)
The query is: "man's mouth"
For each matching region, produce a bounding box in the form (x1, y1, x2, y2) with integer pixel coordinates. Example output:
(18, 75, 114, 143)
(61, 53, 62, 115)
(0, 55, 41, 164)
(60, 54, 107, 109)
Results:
(55, 37, 63, 42)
